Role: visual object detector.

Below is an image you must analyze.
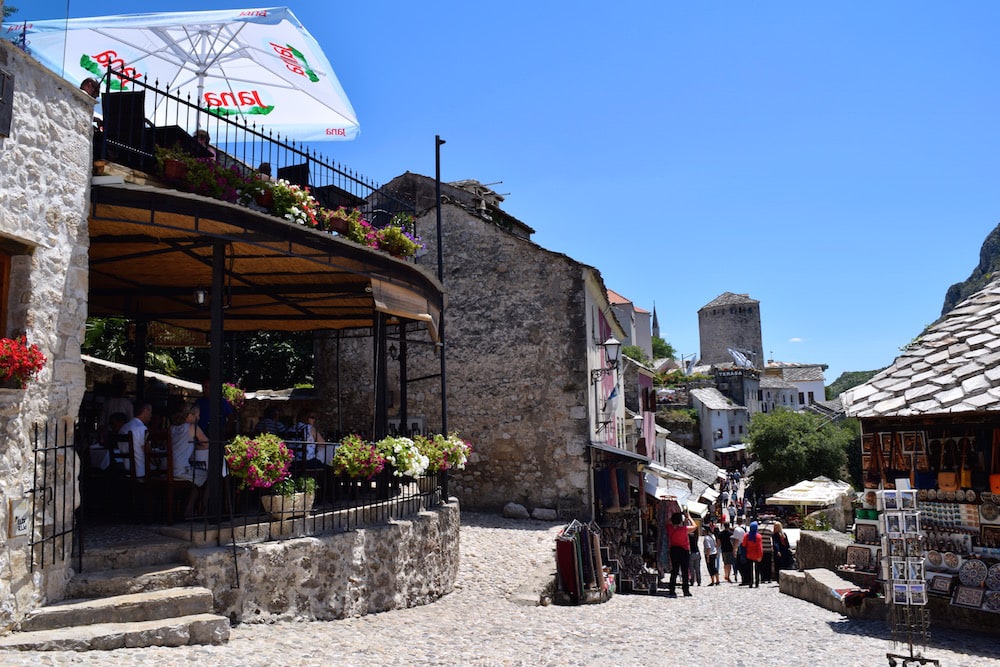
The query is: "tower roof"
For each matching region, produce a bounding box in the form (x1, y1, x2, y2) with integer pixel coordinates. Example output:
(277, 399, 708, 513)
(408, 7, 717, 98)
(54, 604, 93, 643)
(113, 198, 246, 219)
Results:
(700, 292, 759, 311)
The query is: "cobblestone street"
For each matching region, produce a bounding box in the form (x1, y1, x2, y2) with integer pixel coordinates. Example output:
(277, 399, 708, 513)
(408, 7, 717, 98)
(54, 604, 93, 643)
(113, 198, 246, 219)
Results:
(3, 512, 998, 667)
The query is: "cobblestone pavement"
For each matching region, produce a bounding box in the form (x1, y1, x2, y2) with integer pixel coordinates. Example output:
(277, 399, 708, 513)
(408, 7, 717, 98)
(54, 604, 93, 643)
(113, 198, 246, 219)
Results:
(4, 512, 999, 667)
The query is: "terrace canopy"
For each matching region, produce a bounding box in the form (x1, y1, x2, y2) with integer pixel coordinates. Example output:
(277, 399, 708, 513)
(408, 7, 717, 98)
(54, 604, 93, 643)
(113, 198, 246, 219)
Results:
(88, 181, 442, 338)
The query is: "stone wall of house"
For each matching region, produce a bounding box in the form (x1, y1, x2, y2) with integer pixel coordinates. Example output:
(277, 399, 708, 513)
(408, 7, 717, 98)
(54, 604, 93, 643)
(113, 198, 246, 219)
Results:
(0, 42, 92, 628)
(315, 178, 594, 517)
(189, 501, 460, 622)
(698, 298, 763, 369)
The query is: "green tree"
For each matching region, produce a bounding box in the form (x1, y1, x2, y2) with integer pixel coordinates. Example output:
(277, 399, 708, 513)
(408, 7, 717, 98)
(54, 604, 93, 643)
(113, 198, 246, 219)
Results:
(622, 344, 649, 363)
(747, 409, 857, 493)
(652, 336, 674, 360)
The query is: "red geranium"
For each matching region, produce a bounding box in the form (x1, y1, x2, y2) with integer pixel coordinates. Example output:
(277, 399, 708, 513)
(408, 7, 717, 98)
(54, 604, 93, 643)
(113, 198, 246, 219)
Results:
(0, 336, 46, 388)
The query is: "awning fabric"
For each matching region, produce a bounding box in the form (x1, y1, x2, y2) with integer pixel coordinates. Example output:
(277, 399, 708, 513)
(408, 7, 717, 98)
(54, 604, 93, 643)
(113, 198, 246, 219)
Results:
(589, 442, 650, 463)
(765, 476, 853, 507)
(687, 500, 709, 518)
(371, 277, 441, 341)
(714, 444, 748, 454)
(644, 474, 690, 503)
(700, 487, 720, 503)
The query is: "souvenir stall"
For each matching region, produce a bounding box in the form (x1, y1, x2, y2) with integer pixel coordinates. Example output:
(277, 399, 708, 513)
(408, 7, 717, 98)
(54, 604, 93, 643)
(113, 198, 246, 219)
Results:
(554, 519, 611, 605)
(590, 448, 653, 595)
(847, 424, 1000, 627)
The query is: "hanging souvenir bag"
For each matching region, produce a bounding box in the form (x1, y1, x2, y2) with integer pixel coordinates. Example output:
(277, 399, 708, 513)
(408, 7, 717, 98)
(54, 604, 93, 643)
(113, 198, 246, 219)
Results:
(991, 428, 1000, 495)
(959, 435, 973, 489)
(937, 438, 959, 493)
(886, 433, 908, 488)
(915, 438, 937, 490)
(865, 433, 886, 489)
(972, 431, 990, 489)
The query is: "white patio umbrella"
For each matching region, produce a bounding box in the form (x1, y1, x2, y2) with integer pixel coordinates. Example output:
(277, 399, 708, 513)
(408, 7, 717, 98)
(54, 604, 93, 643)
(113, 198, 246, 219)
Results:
(5, 6, 359, 142)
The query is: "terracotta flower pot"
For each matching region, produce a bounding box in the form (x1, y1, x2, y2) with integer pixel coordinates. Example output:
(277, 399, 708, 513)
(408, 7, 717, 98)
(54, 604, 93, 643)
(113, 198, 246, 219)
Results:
(326, 216, 349, 234)
(255, 189, 274, 209)
(163, 158, 188, 181)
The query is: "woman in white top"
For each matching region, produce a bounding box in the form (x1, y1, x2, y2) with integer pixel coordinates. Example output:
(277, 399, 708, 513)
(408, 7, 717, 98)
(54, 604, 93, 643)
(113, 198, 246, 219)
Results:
(703, 525, 721, 586)
(169, 404, 209, 517)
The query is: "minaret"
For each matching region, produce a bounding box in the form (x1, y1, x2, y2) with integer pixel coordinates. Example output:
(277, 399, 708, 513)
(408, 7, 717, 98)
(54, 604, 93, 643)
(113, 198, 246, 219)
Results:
(652, 303, 660, 340)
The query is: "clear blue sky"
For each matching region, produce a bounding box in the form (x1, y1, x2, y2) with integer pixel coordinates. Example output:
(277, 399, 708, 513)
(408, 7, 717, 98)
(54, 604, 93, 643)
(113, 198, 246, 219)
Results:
(16, 2, 1000, 383)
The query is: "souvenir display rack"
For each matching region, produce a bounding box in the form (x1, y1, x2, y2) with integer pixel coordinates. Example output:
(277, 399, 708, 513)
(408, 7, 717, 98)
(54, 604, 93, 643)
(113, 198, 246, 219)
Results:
(879, 489, 938, 667)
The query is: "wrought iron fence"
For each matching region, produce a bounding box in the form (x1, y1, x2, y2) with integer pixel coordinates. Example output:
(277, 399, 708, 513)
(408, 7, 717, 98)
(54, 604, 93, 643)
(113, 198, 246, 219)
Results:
(29, 421, 77, 572)
(93, 68, 414, 221)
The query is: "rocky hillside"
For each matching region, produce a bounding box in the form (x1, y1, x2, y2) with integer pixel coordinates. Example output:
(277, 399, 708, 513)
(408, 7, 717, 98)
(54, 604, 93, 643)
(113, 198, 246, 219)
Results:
(941, 222, 1000, 315)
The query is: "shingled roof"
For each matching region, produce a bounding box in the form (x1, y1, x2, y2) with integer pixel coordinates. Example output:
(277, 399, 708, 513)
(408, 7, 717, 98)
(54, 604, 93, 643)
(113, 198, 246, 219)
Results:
(699, 292, 758, 311)
(843, 276, 1000, 418)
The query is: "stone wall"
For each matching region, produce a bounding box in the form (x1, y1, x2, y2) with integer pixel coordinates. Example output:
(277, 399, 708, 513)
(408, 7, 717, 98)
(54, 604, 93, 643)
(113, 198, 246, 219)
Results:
(0, 42, 91, 628)
(315, 175, 596, 517)
(189, 501, 460, 622)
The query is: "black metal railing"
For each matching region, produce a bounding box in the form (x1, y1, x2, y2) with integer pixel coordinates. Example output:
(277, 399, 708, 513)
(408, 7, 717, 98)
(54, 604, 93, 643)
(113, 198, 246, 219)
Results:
(29, 421, 77, 572)
(93, 68, 414, 220)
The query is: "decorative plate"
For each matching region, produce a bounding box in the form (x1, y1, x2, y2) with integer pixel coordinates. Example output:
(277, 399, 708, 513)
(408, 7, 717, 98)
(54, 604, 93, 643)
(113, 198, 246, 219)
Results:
(944, 552, 961, 570)
(987, 564, 1000, 591)
(959, 558, 988, 587)
(927, 550, 943, 568)
(864, 490, 877, 507)
(918, 489, 928, 501)
(967, 489, 978, 503)
(986, 590, 1000, 612)
(982, 502, 1000, 522)
(928, 489, 938, 500)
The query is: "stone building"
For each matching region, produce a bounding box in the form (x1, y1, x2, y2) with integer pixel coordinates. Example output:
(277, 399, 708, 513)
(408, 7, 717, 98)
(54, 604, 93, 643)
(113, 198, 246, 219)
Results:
(608, 289, 652, 360)
(698, 292, 763, 369)
(315, 173, 639, 517)
(0, 41, 91, 629)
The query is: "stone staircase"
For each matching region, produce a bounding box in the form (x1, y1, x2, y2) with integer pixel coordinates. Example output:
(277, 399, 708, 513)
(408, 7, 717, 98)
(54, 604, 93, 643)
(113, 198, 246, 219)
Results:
(0, 525, 230, 651)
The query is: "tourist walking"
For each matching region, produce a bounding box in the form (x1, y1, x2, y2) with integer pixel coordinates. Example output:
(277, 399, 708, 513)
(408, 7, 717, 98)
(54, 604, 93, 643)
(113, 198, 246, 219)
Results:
(772, 521, 794, 575)
(741, 521, 764, 588)
(703, 523, 720, 586)
(666, 510, 696, 598)
(717, 522, 735, 583)
(760, 522, 774, 583)
(688, 522, 702, 587)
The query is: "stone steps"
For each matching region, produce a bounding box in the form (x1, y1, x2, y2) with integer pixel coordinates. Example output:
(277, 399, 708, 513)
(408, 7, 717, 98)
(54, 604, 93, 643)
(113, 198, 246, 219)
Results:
(0, 527, 231, 651)
(66, 563, 197, 598)
(0, 613, 229, 651)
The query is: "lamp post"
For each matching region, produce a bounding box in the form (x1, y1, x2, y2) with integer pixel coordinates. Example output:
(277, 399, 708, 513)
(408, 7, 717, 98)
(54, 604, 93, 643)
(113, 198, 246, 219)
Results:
(435, 135, 449, 499)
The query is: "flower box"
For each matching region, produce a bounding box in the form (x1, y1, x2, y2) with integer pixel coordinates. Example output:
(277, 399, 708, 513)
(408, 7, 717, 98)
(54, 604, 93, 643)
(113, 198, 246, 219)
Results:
(261, 491, 315, 520)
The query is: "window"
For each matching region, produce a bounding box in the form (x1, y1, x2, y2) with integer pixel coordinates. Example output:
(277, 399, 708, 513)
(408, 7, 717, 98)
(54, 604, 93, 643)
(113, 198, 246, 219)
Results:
(730, 425, 735, 436)
(808, 391, 815, 404)
(798, 392, 804, 405)
(738, 425, 743, 434)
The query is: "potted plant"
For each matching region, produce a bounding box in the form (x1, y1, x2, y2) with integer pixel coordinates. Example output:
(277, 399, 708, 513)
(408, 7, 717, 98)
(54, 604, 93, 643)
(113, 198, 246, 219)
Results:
(222, 382, 245, 411)
(330, 433, 385, 479)
(321, 206, 361, 235)
(0, 336, 47, 389)
(155, 145, 191, 182)
(224, 433, 293, 491)
(262, 475, 317, 519)
(428, 432, 472, 473)
(376, 224, 420, 258)
(270, 179, 321, 228)
(376, 435, 429, 479)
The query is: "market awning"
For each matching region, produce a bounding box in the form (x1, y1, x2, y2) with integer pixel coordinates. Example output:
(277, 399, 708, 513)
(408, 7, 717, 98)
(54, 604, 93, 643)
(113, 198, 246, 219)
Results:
(687, 500, 709, 518)
(589, 442, 651, 463)
(644, 474, 690, 503)
(714, 444, 748, 454)
(765, 476, 853, 507)
(700, 487, 720, 503)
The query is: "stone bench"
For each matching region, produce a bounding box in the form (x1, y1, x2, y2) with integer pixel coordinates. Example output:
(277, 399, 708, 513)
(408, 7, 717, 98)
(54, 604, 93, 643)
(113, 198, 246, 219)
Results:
(779, 568, 870, 616)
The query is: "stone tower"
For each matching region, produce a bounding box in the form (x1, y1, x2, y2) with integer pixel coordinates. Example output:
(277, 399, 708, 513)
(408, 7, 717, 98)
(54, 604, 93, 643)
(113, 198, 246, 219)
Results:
(698, 292, 763, 368)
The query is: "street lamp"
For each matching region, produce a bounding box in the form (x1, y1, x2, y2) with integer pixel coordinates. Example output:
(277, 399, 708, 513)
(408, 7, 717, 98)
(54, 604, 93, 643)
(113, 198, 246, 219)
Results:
(591, 336, 622, 383)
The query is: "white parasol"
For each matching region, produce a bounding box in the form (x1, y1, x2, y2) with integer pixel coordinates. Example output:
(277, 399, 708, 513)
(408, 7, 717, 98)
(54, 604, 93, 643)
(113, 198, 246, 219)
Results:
(5, 6, 359, 141)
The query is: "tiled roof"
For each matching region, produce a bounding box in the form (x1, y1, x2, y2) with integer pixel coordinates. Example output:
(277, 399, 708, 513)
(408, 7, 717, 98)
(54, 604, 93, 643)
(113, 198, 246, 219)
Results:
(760, 375, 797, 390)
(781, 366, 826, 382)
(607, 289, 631, 305)
(690, 387, 747, 412)
(661, 438, 722, 487)
(843, 277, 1000, 418)
(699, 292, 758, 310)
